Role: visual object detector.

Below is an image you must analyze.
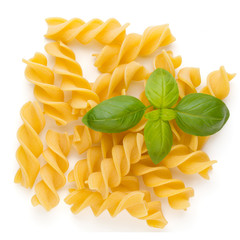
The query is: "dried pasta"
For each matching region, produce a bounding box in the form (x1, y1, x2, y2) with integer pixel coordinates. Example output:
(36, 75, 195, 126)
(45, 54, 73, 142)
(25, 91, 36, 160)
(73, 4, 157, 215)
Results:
(45, 41, 99, 115)
(31, 130, 71, 211)
(45, 18, 129, 45)
(131, 161, 194, 210)
(161, 145, 217, 179)
(65, 189, 167, 228)
(87, 132, 147, 198)
(200, 66, 236, 99)
(14, 101, 45, 188)
(93, 61, 149, 101)
(73, 125, 102, 154)
(23, 53, 77, 125)
(154, 50, 182, 77)
(94, 24, 175, 73)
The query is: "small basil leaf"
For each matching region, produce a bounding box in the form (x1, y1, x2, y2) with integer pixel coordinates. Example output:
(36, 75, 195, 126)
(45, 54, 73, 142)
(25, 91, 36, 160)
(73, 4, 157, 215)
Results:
(144, 119, 173, 164)
(145, 109, 176, 121)
(145, 68, 179, 108)
(82, 95, 146, 133)
(175, 93, 230, 136)
(145, 110, 161, 120)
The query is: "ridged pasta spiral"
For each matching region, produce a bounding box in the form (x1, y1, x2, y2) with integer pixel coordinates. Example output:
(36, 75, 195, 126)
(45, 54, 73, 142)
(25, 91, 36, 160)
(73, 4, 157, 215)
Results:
(154, 50, 182, 77)
(94, 24, 176, 73)
(87, 132, 147, 198)
(45, 18, 129, 45)
(45, 41, 99, 114)
(73, 125, 102, 154)
(65, 189, 167, 228)
(31, 130, 71, 211)
(131, 161, 194, 210)
(14, 101, 45, 188)
(23, 53, 77, 125)
(161, 145, 217, 179)
(200, 66, 236, 99)
(93, 61, 149, 101)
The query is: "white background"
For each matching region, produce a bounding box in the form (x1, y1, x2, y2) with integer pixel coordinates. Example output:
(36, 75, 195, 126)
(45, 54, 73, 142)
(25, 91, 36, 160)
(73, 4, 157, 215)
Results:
(1, 0, 240, 238)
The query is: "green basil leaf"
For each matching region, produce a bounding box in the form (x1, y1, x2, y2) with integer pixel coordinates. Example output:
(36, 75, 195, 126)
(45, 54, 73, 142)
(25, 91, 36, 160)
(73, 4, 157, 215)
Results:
(145, 68, 179, 108)
(144, 119, 173, 164)
(82, 95, 146, 133)
(175, 93, 230, 136)
(145, 109, 176, 121)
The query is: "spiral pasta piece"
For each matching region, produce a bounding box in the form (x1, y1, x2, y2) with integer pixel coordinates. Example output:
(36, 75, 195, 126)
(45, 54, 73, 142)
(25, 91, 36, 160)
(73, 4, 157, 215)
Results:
(154, 50, 182, 77)
(73, 125, 102, 154)
(14, 101, 45, 188)
(31, 130, 71, 211)
(93, 61, 149, 101)
(87, 133, 147, 198)
(45, 41, 99, 114)
(161, 145, 217, 179)
(45, 18, 129, 45)
(177, 67, 201, 98)
(200, 66, 236, 99)
(131, 161, 194, 210)
(23, 53, 77, 125)
(94, 24, 175, 73)
(65, 189, 167, 228)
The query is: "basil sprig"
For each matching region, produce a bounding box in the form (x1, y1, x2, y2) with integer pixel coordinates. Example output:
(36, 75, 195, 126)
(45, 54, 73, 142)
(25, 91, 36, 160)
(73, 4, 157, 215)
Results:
(82, 68, 230, 164)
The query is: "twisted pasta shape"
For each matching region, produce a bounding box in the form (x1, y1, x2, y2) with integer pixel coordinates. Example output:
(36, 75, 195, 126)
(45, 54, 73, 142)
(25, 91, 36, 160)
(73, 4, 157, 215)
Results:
(87, 132, 147, 198)
(65, 189, 167, 228)
(131, 161, 194, 210)
(94, 24, 175, 73)
(161, 145, 217, 179)
(31, 130, 71, 211)
(154, 50, 182, 77)
(45, 41, 99, 114)
(45, 18, 129, 45)
(200, 66, 236, 99)
(177, 67, 201, 98)
(73, 125, 102, 154)
(23, 53, 77, 125)
(14, 101, 45, 188)
(93, 61, 149, 101)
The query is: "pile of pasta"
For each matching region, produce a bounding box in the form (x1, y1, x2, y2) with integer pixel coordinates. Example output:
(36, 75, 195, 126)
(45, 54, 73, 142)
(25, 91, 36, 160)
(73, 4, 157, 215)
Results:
(14, 18, 235, 229)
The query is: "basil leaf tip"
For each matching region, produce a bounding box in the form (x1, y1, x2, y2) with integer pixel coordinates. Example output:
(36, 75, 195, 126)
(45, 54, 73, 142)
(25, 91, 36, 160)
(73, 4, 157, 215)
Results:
(82, 95, 146, 133)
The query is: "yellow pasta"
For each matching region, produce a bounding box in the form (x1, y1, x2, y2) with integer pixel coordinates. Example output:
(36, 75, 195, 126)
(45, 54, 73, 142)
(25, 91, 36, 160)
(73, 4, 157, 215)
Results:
(14, 101, 45, 188)
(45, 18, 129, 45)
(87, 133, 147, 198)
(131, 161, 194, 210)
(200, 66, 236, 99)
(154, 50, 182, 77)
(31, 130, 71, 211)
(93, 61, 149, 101)
(45, 41, 99, 114)
(177, 67, 201, 98)
(161, 145, 217, 179)
(94, 24, 175, 73)
(23, 53, 77, 125)
(73, 125, 102, 154)
(65, 189, 167, 228)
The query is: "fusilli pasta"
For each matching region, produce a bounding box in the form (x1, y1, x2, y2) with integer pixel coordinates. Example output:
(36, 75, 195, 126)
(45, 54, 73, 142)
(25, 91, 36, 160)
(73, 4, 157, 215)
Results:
(14, 101, 45, 188)
(31, 130, 71, 211)
(94, 24, 175, 73)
